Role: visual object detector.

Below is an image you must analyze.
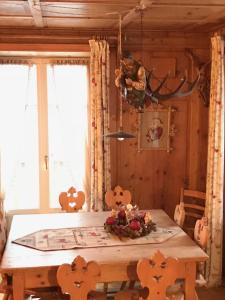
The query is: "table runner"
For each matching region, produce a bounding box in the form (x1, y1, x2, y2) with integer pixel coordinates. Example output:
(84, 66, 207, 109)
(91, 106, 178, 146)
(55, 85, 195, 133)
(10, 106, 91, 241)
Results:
(12, 226, 180, 251)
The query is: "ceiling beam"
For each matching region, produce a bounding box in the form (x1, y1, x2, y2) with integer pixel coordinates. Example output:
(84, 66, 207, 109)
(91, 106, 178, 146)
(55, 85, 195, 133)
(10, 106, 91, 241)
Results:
(27, 0, 44, 27)
(0, 43, 90, 52)
(0, 27, 208, 36)
(23, 1, 225, 8)
(1, 0, 225, 8)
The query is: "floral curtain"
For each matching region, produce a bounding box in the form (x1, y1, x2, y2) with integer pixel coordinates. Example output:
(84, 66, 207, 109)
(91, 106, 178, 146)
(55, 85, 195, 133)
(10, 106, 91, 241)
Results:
(0, 152, 6, 257)
(88, 40, 111, 211)
(205, 33, 224, 287)
(0, 192, 6, 257)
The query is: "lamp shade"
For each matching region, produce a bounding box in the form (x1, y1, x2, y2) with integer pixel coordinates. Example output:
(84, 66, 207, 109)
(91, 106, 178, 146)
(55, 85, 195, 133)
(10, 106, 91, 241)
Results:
(104, 130, 135, 140)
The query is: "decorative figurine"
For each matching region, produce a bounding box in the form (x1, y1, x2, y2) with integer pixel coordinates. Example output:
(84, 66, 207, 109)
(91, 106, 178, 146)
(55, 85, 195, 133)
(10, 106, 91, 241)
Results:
(115, 50, 201, 109)
(115, 51, 147, 110)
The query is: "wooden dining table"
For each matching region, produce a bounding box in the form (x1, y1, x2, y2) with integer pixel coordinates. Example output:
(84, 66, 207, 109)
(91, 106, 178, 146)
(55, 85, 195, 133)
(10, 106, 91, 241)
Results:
(0, 209, 208, 300)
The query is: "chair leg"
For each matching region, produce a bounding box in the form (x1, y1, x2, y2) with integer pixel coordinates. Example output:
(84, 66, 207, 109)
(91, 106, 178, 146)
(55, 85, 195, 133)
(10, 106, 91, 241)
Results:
(2, 294, 10, 300)
(119, 280, 137, 292)
(2, 290, 13, 300)
(120, 281, 127, 290)
(128, 281, 136, 289)
(7, 294, 13, 300)
(103, 282, 108, 293)
(195, 290, 199, 300)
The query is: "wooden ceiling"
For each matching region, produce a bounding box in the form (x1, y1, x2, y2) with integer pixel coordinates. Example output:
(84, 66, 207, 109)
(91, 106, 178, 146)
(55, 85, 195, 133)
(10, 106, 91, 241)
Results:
(1, 0, 225, 33)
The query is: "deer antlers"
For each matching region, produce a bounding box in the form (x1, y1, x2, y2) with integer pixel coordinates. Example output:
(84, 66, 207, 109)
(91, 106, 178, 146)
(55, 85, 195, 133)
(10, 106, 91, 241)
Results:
(145, 69, 200, 103)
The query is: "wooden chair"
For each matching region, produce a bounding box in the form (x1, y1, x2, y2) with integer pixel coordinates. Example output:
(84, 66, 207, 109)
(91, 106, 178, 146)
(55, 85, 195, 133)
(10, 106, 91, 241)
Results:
(175, 188, 206, 237)
(105, 185, 132, 293)
(0, 274, 12, 300)
(114, 288, 148, 300)
(114, 251, 184, 300)
(136, 250, 184, 300)
(105, 185, 131, 210)
(59, 186, 85, 212)
(174, 202, 185, 227)
(57, 255, 106, 300)
(194, 216, 208, 250)
(194, 217, 208, 288)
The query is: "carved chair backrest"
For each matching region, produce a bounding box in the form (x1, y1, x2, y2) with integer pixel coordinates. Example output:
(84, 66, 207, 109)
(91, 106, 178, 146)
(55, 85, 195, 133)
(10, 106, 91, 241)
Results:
(57, 256, 101, 300)
(194, 217, 208, 282)
(59, 186, 85, 212)
(174, 202, 186, 227)
(179, 187, 206, 234)
(194, 217, 208, 250)
(105, 185, 131, 209)
(137, 250, 182, 300)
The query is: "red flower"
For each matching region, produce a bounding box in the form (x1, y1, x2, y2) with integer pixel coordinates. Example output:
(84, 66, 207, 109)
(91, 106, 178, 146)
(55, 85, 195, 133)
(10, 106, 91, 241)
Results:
(106, 217, 116, 225)
(129, 220, 141, 231)
(118, 209, 126, 219)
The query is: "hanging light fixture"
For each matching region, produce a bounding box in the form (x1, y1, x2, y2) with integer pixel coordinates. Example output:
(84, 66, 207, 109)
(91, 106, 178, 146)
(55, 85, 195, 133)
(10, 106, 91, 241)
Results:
(104, 14, 135, 141)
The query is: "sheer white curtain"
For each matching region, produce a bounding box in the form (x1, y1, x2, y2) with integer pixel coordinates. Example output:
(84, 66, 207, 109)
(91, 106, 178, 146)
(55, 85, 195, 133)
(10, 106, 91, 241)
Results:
(0, 64, 39, 211)
(47, 64, 88, 208)
(0, 63, 34, 255)
(0, 61, 89, 211)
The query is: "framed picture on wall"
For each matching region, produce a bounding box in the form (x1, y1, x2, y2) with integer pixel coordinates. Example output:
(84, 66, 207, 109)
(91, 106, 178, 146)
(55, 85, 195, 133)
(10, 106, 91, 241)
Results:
(138, 106, 176, 152)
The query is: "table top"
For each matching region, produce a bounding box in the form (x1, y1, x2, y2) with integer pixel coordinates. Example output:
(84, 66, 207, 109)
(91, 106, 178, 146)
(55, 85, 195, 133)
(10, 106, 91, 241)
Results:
(0, 210, 208, 272)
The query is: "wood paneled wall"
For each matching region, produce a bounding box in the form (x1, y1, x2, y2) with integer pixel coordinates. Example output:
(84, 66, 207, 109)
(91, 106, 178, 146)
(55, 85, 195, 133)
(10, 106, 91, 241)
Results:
(0, 29, 224, 273)
(109, 39, 210, 219)
(0, 31, 210, 220)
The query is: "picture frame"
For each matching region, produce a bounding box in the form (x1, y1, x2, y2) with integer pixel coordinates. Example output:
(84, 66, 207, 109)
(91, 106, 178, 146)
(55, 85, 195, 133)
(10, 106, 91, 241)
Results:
(138, 106, 176, 152)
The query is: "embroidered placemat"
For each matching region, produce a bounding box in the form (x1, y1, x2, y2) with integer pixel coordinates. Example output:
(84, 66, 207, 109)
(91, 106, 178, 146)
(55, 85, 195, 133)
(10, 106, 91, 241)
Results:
(12, 226, 180, 251)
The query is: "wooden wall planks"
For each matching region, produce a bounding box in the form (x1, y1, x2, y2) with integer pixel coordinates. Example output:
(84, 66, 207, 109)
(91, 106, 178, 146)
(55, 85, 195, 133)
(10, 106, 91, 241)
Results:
(109, 46, 209, 219)
(0, 32, 210, 221)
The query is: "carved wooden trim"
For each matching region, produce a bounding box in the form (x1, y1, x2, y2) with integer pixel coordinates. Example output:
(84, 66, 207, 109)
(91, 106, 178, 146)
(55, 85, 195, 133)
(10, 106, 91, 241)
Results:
(105, 185, 131, 209)
(137, 250, 182, 300)
(57, 256, 101, 300)
(194, 217, 208, 249)
(59, 186, 85, 212)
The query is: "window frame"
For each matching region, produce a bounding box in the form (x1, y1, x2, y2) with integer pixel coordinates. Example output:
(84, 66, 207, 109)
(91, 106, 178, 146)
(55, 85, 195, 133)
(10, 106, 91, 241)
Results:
(0, 55, 90, 215)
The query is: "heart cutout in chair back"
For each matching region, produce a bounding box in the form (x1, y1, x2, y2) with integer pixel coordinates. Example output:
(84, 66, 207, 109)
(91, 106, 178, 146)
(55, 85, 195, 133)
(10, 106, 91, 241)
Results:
(69, 202, 77, 208)
(59, 187, 85, 212)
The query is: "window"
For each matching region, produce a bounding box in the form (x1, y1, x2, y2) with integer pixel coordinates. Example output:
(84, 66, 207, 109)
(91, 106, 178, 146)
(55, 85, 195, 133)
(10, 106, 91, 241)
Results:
(47, 65, 88, 209)
(0, 58, 88, 213)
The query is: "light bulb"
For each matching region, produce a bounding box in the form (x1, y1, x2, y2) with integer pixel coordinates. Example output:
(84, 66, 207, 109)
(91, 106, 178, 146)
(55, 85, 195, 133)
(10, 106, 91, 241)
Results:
(117, 137, 125, 141)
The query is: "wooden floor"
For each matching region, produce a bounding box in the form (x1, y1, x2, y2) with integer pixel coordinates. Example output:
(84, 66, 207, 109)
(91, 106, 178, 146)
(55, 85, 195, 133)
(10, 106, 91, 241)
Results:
(198, 286, 225, 300)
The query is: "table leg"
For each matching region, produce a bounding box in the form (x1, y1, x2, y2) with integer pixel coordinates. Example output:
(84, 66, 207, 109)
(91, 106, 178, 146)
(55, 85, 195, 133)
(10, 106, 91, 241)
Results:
(12, 273, 24, 300)
(185, 261, 197, 300)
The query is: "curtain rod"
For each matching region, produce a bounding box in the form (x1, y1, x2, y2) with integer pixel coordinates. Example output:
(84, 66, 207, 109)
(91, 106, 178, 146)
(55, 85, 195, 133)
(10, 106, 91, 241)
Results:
(0, 57, 90, 65)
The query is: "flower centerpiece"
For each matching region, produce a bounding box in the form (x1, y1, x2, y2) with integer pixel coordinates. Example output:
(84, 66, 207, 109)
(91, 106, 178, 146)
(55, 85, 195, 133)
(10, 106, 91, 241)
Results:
(104, 204, 156, 239)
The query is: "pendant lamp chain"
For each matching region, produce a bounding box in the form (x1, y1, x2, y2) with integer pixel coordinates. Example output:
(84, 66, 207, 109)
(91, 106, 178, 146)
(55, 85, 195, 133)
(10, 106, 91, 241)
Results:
(104, 13, 135, 140)
(118, 14, 123, 130)
(140, 10, 144, 63)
